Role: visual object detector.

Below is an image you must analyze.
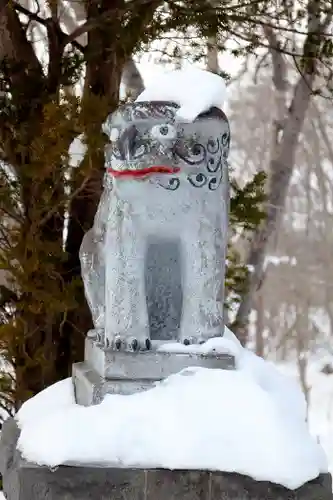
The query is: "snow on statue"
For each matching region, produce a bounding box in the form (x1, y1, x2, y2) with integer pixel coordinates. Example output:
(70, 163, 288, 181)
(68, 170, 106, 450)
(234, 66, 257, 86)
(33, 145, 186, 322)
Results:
(80, 68, 230, 351)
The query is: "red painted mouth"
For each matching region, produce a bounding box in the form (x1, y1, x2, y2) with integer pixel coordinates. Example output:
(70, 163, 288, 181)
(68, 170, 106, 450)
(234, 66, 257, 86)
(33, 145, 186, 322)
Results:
(107, 165, 180, 178)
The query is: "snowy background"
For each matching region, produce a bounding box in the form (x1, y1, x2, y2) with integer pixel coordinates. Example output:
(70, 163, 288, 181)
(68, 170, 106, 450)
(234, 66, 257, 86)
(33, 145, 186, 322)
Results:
(1, 9, 333, 493)
(283, 362, 333, 479)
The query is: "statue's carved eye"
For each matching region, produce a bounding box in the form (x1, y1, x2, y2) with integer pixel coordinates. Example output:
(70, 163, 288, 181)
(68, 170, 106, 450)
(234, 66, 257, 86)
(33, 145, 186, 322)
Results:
(110, 128, 120, 142)
(134, 144, 146, 158)
(151, 124, 177, 140)
(188, 172, 207, 188)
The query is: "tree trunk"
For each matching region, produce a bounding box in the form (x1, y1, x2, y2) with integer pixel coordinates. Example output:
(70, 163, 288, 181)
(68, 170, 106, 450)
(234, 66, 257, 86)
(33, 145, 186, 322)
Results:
(122, 58, 145, 99)
(232, 2, 326, 343)
(233, 72, 315, 344)
(64, 1, 126, 364)
(255, 292, 265, 357)
(13, 169, 66, 407)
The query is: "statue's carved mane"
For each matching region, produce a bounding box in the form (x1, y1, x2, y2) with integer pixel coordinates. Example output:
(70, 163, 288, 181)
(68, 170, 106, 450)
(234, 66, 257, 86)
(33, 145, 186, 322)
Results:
(117, 100, 228, 123)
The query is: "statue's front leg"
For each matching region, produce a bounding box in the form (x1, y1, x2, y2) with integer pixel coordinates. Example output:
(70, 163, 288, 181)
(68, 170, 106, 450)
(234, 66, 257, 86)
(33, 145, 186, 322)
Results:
(104, 206, 150, 351)
(80, 174, 112, 343)
(80, 229, 106, 342)
(180, 218, 226, 344)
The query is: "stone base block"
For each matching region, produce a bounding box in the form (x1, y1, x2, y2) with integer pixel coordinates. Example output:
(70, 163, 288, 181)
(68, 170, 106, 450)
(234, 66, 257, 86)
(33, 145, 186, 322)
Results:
(72, 362, 156, 405)
(73, 338, 235, 405)
(84, 338, 236, 380)
(1, 418, 332, 500)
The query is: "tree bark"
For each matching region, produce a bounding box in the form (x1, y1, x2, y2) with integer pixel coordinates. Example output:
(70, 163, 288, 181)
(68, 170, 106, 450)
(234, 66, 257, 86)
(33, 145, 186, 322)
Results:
(63, 0, 126, 374)
(122, 58, 145, 99)
(255, 292, 265, 357)
(232, 18, 320, 343)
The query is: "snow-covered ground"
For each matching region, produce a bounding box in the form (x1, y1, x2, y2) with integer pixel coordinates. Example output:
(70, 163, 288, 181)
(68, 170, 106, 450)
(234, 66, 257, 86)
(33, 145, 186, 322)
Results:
(1, 343, 332, 498)
(308, 370, 333, 470)
(279, 361, 333, 481)
(15, 328, 326, 491)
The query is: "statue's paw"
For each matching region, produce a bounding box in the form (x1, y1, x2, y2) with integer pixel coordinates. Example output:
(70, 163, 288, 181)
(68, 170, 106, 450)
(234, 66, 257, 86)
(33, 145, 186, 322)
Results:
(182, 336, 209, 345)
(111, 336, 152, 352)
(181, 335, 221, 346)
(182, 336, 202, 346)
(87, 328, 105, 342)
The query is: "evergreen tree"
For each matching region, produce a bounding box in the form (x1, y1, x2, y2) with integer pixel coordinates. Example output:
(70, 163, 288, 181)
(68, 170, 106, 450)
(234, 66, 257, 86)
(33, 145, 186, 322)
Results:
(0, 0, 330, 413)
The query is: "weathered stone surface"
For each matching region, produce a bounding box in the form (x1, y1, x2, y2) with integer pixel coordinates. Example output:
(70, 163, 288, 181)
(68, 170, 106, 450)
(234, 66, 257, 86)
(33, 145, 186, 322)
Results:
(19, 465, 145, 500)
(146, 469, 209, 500)
(84, 338, 235, 380)
(72, 362, 156, 405)
(145, 239, 182, 341)
(71, 362, 105, 406)
(0, 418, 21, 499)
(1, 418, 332, 500)
(209, 470, 332, 500)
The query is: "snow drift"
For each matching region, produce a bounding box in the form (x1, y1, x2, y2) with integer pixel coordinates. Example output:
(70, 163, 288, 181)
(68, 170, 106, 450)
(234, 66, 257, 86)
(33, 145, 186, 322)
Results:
(16, 327, 327, 490)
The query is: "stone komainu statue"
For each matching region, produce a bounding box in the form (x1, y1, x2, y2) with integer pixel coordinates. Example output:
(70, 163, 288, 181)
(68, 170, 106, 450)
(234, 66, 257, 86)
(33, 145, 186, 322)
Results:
(80, 101, 230, 351)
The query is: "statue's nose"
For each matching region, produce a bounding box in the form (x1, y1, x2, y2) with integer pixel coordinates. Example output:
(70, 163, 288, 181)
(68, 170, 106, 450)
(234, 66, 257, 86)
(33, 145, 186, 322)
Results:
(118, 125, 138, 160)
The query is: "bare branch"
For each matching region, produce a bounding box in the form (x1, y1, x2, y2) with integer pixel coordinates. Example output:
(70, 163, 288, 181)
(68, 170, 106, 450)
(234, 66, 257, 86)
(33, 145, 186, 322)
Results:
(12, 1, 45, 25)
(0, 0, 43, 75)
(232, 0, 327, 340)
(253, 51, 270, 84)
(12, 1, 84, 52)
(64, 0, 161, 46)
(262, 25, 288, 92)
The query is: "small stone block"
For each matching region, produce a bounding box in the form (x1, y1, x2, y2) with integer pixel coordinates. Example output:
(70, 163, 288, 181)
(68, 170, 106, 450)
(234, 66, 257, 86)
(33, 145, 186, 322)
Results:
(73, 361, 159, 405)
(72, 362, 105, 406)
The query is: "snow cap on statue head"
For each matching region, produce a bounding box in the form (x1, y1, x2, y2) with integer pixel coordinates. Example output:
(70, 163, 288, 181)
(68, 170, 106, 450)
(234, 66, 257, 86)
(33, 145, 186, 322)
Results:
(134, 67, 228, 122)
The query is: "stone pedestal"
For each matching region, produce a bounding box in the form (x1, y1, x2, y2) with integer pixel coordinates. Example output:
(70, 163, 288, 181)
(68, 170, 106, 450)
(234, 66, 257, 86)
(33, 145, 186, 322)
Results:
(73, 338, 235, 405)
(1, 418, 332, 500)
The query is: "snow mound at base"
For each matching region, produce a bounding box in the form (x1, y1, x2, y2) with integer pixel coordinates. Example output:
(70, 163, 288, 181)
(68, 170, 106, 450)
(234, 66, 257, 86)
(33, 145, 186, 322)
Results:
(16, 327, 327, 490)
(135, 67, 227, 122)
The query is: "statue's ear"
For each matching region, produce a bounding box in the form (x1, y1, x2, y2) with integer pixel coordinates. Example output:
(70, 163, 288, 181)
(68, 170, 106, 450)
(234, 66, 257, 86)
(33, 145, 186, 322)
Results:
(198, 106, 228, 122)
